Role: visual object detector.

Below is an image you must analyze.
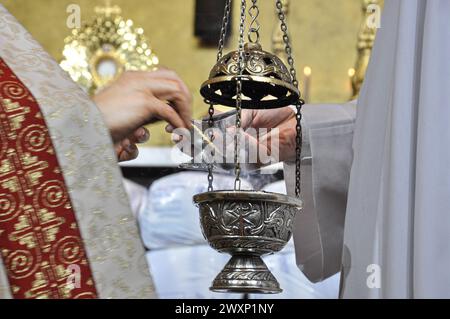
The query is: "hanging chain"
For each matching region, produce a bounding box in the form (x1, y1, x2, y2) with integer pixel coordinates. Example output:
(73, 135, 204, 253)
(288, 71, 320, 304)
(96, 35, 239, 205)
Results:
(248, 0, 260, 43)
(206, 0, 232, 192)
(206, 98, 215, 192)
(217, 0, 232, 61)
(276, 0, 304, 198)
(234, 0, 247, 191)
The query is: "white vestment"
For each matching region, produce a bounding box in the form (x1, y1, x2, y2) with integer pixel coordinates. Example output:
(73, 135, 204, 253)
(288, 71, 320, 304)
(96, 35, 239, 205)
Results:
(285, 0, 450, 298)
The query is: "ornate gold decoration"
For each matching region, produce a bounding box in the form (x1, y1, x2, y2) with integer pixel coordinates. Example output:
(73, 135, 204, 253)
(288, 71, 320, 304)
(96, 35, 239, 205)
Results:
(350, 0, 379, 100)
(60, 1, 159, 95)
(0, 58, 98, 299)
(200, 43, 299, 109)
(0, 98, 30, 139)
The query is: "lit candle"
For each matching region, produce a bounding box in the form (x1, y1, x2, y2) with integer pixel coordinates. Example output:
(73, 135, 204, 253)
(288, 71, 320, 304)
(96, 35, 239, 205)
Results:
(348, 68, 356, 98)
(348, 67, 356, 78)
(303, 66, 312, 103)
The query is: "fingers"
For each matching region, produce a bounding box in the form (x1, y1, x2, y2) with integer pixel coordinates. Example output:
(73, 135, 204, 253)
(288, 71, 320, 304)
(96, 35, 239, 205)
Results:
(240, 109, 257, 129)
(148, 68, 191, 99)
(131, 70, 192, 128)
(149, 97, 187, 130)
(116, 127, 151, 162)
(116, 140, 139, 162)
(128, 127, 150, 144)
(155, 89, 192, 129)
(140, 79, 191, 128)
(165, 124, 174, 133)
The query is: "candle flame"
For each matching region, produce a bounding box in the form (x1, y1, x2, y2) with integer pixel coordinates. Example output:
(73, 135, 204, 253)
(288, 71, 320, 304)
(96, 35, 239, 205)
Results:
(303, 66, 312, 76)
(348, 68, 356, 77)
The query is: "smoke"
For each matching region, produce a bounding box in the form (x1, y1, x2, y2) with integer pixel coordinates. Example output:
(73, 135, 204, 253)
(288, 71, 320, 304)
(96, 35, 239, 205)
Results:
(172, 110, 285, 190)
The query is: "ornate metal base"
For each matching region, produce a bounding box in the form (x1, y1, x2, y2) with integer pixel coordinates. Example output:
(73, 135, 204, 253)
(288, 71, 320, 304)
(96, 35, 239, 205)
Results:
(211, 255, 282, 294)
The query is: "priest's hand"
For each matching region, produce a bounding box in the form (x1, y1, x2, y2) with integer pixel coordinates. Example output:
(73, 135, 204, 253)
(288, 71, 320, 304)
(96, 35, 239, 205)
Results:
(167, 106, 297, 164)
(94, 69, 192, 161)
(238, 107, 298, 163)
(114, 127, 150, 162)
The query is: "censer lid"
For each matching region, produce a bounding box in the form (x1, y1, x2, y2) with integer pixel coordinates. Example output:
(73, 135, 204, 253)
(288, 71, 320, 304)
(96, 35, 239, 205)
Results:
(200, 43, 300, 109)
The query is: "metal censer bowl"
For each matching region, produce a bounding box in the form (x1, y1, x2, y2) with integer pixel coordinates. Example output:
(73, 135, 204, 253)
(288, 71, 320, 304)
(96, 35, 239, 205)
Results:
(193, 190, 302, 294)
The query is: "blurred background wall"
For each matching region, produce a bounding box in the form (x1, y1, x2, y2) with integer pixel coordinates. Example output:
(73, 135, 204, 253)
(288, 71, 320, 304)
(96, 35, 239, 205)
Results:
(2, 0, 366, 146)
